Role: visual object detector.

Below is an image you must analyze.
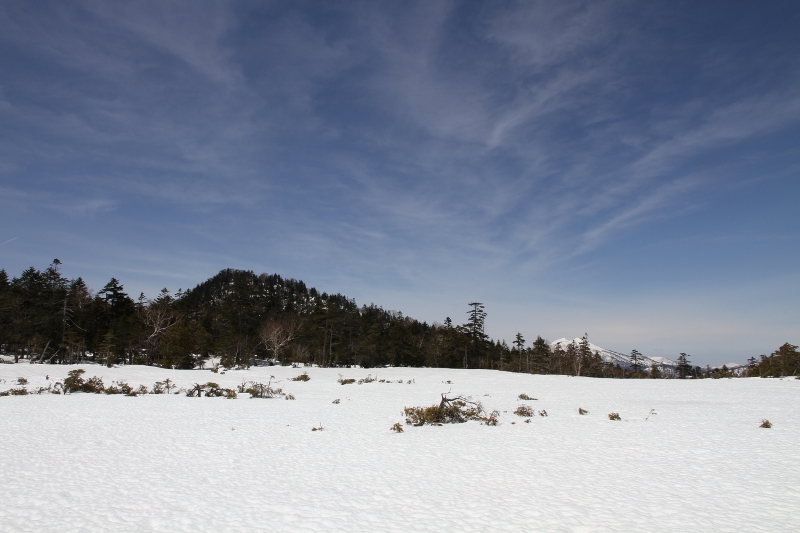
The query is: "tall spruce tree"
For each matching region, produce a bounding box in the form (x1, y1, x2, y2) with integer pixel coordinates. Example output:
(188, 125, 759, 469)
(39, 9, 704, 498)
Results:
(513, 332, 526, 372)
(576, 333, 591, 376)
(630, 349, 642, 374)
(465, 302, 487, 369)
(677, 352, 692, 379)
(531, 336, 551, 373)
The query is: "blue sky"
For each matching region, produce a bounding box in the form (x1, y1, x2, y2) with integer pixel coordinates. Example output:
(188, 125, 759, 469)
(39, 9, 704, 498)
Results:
(1, 1, 798, 365)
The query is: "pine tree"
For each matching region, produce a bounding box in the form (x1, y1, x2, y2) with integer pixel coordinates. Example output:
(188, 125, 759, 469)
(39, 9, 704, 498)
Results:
(649, 362, 662, 378)
(630, 349, 642, 374)
(466, 302, 487, 341)
(465, 302, 487, 368)
(513, 332, 526, 372)
(572, 334, 591, 376)
(99, 278, 132, 319)
(530, 336, 551, 374)
(767, 343, 800, 376)
(677, 352, 691, 379)
(746, 356, 758, 376)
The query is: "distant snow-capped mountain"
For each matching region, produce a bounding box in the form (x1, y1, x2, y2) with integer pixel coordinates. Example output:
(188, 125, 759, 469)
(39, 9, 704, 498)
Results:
(550, 338, 678, 372)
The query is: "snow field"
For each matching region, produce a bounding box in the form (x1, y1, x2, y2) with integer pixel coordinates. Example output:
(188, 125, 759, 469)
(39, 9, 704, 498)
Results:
(1, 365, 798, 532)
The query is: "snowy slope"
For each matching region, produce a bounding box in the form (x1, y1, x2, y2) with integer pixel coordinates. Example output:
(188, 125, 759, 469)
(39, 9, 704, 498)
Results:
(551, 337, 679, 372)
(1, 364, 798, 532)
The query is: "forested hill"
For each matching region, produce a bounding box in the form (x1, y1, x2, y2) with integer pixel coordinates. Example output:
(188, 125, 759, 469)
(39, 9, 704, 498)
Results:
(180, 269, 357, 316)
(175, 268, 429, 369)
(1, 262, 796, 378)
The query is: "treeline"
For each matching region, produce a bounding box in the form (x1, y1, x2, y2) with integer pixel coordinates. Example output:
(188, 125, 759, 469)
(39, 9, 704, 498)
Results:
(0, 261, 796, 379)
(671, 344, 800, 379)
(744, 343, 800, 378)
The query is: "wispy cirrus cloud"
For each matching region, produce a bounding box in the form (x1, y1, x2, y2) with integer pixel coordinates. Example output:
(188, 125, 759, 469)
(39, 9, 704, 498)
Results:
(0, 1, 798, 363)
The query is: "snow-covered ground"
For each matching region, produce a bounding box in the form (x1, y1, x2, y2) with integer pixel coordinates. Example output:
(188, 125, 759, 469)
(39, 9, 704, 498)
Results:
(1, 364, 798, 532)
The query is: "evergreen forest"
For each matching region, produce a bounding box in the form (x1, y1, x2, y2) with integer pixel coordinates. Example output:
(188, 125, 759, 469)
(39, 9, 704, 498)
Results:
(0, 261, 796, 379)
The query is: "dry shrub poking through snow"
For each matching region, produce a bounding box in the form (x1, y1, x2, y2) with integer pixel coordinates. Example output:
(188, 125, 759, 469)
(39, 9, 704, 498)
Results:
(151, 378, 175, 394)
(578, 408, 588, 415)
(538, 410, 548, 417)
(9, 387, 28, 396)
(337, 375, 356, 385)
(203, 383, 225, 397)
(291, 372, 310, 382)
(514, 405, 534, 417)
(83, 376, 106, 394)
(16, 377, 28, 386)
(63, 369, 107, 394)
(358, 374, 376, 384)
(391, 422, 404, 433)
(482, 410, 500, 426)
(403, 394, 486, 426)
(518, 393, 537, 400)
(105, 381, 136, 396)
(203, 384, 236, 398)
(186, 383, 204, 397)
(245, 377, 283, 399)
(760, 419, 772, 428)
(332, 398, 341, 404)
(524, 418, 531, 424)
(285, 393, 295, 400)
(608, 412, 621, 421)
(63, 369, 85, 393)
(61, 369, 107, 394)
(185, 382, 238, 398)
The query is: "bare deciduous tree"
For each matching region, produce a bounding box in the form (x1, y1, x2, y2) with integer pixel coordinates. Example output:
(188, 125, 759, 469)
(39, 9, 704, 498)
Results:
(291, 343, 311, 365)
(140, 289, 180, 362)
(258, 314, 303, 363)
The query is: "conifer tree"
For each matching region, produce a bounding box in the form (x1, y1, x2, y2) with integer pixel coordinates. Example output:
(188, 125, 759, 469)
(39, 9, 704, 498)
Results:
(649, 362, 662, 378)
(513, 332, 526, 372)
(746, 356, 758, 376)
(530, 336, 551, 373)
(630, 349, 642, 374)
(465, 302, 487, 368)
(466, 302, 487, 342)
(677, 352, 691, 379)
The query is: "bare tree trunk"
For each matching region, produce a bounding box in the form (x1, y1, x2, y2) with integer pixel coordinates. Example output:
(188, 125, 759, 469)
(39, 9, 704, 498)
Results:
(35, 340, 51, 364)
(258, 314, 303, 365)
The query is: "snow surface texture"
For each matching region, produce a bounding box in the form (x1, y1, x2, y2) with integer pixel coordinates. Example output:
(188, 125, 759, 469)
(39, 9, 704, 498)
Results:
(1, 365, 798, 533)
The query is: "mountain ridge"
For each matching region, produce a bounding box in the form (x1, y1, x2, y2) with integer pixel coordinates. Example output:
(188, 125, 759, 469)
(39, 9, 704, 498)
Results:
(550, 337, 679, 372)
